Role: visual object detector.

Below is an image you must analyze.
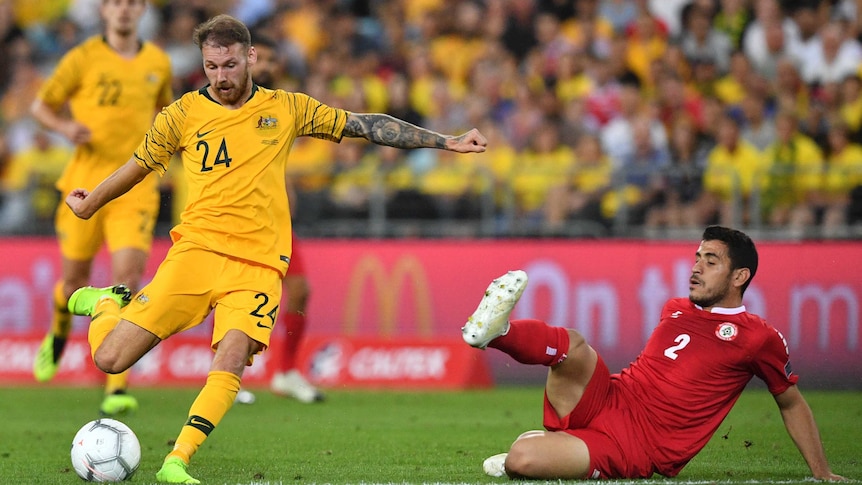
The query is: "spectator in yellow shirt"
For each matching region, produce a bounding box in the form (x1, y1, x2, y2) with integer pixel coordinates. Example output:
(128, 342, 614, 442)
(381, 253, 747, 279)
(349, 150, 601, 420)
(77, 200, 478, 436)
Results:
(324, 140, 377, 219)
(624, 11, 669, 88)
(761, 110, 825, 232)
(822, 120, 862, 235)
(285, 136, 335, 227)
(714, 50, 752, 108)
(3, 130, 73, 225)
(838, 74, 862, 141)
(510, 120, 575, 231)
(466, 121, 518, 220)
(419, 149, 480, 220)
(429, 1, 490, 89)
(544, 134, 613, 234)
(695, 113, 766, 227)
(376, 145, 437, 221)
(0, 133, 30, 232)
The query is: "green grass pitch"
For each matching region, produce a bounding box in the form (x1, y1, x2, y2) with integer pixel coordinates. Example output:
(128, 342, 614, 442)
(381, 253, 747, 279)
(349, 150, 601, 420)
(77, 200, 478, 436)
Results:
(0, 386, 859, 484)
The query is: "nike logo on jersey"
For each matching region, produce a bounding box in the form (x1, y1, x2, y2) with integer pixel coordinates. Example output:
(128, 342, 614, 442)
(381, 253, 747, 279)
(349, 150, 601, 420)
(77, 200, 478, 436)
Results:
(256, 322, 273, 329)
(280, 255, 291, 264)
(671, 311, 683, 318)
(196, 128, 215, 138)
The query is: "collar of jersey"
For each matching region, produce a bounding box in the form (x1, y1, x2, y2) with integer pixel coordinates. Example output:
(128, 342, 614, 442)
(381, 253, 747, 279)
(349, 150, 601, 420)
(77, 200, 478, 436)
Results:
(694, 304, 746, 315)
(101, 35, 143, 54)
(198, 83, 260, 106)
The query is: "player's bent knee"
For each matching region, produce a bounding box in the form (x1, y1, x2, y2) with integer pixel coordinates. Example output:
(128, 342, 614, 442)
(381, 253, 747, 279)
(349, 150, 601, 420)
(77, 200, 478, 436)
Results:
(507, 431, 590, 480)
(505, 439, 543, 479)
(568, 329, 586, 350)
(567, 329, 594, 361)
(92, 348, 130, 375)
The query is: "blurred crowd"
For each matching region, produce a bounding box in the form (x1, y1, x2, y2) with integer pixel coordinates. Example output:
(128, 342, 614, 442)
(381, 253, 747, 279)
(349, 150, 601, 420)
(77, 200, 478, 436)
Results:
(2, 0, 862, 239)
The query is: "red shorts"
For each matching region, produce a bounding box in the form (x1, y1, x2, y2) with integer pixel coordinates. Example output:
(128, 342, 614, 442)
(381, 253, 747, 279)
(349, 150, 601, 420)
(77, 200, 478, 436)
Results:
(287, 233, 305, 276)
(543, 356, 656, 479)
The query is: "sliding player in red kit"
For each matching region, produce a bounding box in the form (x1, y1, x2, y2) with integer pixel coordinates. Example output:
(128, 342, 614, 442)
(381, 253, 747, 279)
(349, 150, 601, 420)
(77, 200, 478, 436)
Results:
(463, 226, 843, 481)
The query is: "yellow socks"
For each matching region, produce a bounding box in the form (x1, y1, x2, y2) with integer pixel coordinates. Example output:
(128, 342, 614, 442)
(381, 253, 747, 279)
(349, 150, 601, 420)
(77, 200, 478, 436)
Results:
(104, 371, 130, 394)
(168, 371, 241, 464)
(87, 298, 121, 359)
(51, 281, 71, 338)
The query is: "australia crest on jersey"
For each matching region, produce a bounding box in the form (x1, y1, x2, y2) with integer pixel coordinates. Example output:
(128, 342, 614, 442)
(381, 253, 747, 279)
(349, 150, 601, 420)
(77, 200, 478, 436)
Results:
(256, 114, 278, 130)
(715, 322, 738, 341)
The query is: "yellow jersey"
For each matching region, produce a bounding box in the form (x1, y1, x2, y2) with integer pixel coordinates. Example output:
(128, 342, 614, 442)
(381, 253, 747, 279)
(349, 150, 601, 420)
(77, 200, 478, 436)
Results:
(420, 152, 477, 197)
(713, 75, 746, 106)
(762, 134, 824, 205)
(36, 36, 173, 194)
(840, 95, 862, 133)
(134, 86, 348, 276)
(286, 137, 336, 191)
(704, 141, 765, 199)
(511, 146, 576, 212)
(572, 156, 613, 194)
(824, 143, 862, 196)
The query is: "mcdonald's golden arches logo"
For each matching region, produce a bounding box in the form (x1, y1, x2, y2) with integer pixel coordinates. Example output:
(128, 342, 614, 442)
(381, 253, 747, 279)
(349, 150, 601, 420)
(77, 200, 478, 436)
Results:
(343, 254, 433, 337)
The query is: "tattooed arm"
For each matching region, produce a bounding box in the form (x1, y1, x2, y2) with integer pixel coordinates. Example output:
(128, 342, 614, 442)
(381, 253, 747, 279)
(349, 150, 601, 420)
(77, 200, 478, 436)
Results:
(343, 113, 487, 153)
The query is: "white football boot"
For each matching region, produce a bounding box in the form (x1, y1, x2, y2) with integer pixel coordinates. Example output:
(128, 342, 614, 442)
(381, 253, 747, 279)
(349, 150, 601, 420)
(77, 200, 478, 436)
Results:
(482, 453, 508, 477)
(271, 369, 324, 403)
(234, 389, 256, 404)
(462, 270, 528, 349)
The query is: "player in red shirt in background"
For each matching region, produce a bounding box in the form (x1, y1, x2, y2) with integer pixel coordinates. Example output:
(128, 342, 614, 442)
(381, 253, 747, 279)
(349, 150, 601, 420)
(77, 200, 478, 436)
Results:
(463, 226, 843, 481)
(268, 230, 324, 402)
(235, 33, 323, 404)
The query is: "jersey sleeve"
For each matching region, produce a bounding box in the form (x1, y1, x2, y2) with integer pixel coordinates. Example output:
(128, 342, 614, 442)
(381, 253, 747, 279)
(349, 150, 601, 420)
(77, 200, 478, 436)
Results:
(35, 46, 84, 109)
(751, 326, 799, 395)
(288, 92, 349, 142)
(133, 97, 187, 176)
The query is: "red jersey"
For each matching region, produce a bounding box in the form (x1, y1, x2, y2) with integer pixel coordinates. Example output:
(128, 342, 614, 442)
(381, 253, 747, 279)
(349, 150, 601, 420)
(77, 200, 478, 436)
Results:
(617, 297, 798, 476)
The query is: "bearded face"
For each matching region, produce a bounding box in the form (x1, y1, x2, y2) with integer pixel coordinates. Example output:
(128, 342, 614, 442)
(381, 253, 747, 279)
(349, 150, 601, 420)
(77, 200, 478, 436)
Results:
(689, 240, 744, 309)
(201, 42, 255, 107)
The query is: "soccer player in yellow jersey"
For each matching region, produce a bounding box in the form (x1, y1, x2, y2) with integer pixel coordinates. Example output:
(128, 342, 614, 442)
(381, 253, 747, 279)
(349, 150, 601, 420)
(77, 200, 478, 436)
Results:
(30, 0, 172, 416)
(62, 14, 487, 484)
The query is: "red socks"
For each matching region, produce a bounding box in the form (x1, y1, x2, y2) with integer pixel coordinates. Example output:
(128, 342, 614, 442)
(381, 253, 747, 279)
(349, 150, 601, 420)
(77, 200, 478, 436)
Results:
(488, 319, 570, 366)
(280, 312, 306, 370)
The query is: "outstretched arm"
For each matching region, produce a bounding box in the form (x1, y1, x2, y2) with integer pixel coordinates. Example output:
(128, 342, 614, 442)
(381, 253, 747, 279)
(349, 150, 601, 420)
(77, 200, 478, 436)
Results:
(65, 159, 152, 219)
(343, 113, 487, 153)
(774, 385, 844, 481)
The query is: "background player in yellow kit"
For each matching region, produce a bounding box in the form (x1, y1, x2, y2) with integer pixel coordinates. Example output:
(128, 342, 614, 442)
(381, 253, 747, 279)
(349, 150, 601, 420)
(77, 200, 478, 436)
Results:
(30, 0, 172, 416)
(62, 14, 487, 484)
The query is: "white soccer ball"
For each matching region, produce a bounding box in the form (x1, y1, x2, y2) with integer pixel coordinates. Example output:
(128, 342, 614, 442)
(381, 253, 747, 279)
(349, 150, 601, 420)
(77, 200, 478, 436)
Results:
(70, 418, 141, 482)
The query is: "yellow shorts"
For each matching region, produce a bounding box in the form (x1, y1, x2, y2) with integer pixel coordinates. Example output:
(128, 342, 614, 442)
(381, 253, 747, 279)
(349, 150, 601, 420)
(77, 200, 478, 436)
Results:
(55, 188, 159, 260)
(120, 239, 282, 362)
